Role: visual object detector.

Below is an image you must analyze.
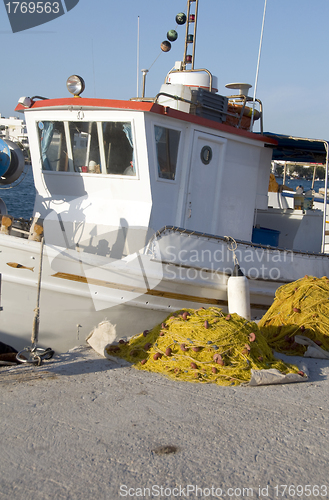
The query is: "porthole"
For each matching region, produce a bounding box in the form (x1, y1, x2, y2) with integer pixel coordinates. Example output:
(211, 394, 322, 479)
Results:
(200, 145, 212, 165)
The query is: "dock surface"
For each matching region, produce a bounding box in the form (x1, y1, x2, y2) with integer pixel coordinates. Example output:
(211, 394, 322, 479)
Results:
(1, 346, 329, 500)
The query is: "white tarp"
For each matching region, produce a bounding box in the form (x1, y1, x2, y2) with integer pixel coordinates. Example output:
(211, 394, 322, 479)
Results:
(295, 335, 329, 359)
(249, 366, 308, 386)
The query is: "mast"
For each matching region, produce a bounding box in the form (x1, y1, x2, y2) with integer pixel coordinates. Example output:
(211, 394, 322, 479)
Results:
(183, 0, 199, 70)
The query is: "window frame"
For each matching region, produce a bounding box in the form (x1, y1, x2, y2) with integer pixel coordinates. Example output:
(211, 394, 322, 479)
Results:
(152, 122, 183, 184)
(37, 118, 139, 179)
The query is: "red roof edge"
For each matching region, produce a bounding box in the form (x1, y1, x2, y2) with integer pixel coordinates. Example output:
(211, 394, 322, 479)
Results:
(15, 97, 164, 113)
(15, 97, 277, 145)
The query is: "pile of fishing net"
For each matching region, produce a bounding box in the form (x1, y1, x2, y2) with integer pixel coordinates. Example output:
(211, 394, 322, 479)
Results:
(105, 307, 302, 386)
(259, 275, 329, 356)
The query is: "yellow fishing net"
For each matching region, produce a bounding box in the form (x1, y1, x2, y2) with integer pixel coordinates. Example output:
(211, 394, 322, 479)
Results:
(259, 275, 329, 355)
(106, 307, 300, 386)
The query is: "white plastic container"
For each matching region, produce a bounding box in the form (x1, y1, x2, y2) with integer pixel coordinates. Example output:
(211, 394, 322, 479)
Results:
(168, 71, 218, 93)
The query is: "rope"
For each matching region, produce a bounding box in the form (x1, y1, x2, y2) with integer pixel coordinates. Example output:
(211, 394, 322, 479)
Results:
(258, 275, 329, 355)
(225, 236, 240, 267)
(106, 307, 299, 386)
(148, 51, 162, 71)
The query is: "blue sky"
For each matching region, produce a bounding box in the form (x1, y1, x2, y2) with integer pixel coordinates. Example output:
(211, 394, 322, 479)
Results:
(1, 0, 329, 140)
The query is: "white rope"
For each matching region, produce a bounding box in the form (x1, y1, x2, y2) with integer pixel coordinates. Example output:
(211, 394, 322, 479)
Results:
(225, 236, 240, 266)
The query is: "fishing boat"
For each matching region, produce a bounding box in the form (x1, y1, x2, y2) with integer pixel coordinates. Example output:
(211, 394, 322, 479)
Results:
(1, 0, 329, 353)
(270, 187, 329, 253)
(268, 142, 329, 251)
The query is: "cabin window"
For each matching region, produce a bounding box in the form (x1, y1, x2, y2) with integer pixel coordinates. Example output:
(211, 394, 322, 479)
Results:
(70, 122, 101, 173)
(102, 122, 135, 175)
(39, 121, 67, 172)
(38, 120, 135, 176)
(154, 125, 180, 180)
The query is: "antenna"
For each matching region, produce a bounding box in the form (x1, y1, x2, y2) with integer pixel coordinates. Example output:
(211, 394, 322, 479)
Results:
(137, 16, 140, 97)
(92, 38, 96, 98)
(250, 0, 267, 131)
(141, 69, 148, 98)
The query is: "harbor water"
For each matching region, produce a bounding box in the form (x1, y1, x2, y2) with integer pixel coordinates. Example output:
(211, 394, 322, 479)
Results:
(0, 165, 35, 219)
(277, 177, 325, 193)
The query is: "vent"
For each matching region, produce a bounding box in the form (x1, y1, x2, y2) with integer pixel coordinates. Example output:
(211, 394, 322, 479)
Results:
(190, 88, 228, 123)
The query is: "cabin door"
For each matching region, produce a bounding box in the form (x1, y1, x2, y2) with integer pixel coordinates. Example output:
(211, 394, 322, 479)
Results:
(184, 131, 226, 233)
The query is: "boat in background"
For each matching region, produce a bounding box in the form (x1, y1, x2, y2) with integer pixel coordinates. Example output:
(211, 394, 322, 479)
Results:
(1, 0, 329, 353)
(268, 142, 329, 252)
(269, 187, 329, 253)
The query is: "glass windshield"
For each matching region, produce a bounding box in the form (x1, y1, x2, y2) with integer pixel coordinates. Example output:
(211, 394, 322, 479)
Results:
(70, 122, 100, 173)
(38, 120, 135, 175)
(155, 125, 180, 180)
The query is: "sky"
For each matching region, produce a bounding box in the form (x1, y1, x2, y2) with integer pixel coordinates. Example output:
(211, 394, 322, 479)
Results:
(1, 0, 329, 140)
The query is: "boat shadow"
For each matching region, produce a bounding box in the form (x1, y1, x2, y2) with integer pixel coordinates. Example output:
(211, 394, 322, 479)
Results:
(1, 347, 328, 385)
(48, 348, 329, 383)
(46, 346, 131, 377)
(0, 346, 129, 383)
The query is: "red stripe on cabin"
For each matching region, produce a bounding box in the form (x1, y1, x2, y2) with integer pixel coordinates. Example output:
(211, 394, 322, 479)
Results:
(15, 97, 277, 145)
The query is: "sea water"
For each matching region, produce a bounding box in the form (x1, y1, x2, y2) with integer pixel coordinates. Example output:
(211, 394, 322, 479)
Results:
(0, 166, 35, 219)
(277, 177, 325, 193)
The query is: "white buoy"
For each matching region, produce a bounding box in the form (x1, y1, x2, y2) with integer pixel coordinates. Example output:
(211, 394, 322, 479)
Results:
(227, 265, 251, 320)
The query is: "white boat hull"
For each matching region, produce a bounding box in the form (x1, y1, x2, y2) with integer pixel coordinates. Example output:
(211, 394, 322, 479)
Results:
(2, 227, 329, 353)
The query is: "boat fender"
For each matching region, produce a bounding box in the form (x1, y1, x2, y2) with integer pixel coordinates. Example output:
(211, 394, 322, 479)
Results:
(1, 215, 13, 235)
(228, 103, 261, 120)
(29, 219, 44, 241)
(0, 139, 25, 185)
(227, 264, 251, 320)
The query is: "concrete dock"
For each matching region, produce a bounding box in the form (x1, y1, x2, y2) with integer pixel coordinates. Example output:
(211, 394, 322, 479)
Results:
(1, 345, 328, 500)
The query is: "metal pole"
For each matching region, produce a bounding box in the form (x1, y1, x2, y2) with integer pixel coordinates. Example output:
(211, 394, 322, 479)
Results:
(137, 16, 140, 97)
(321, 142, 329, 253)
(31, 236, 45, 347)
(250, 0, 268, 131)
(92, 39, 96, 98)
(183, 1, 192, 69)
(311, 164, 316, 190)
(141, 69, 148, 98)
(192, 0, 199, 70)
(16, 233, 54, 365)
(0, 273, 2, 312)
(283, 163, 287, 185)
